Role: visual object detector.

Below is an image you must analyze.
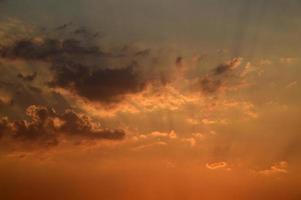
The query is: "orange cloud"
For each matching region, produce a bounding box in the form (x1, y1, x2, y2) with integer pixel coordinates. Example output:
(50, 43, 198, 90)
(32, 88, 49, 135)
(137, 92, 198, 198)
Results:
(206, 162, 228, 170)
(258, 161, 288, 176)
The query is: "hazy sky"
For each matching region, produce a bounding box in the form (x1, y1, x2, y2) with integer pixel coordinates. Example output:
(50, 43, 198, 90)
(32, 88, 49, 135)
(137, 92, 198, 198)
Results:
(0, 0, 301, 199)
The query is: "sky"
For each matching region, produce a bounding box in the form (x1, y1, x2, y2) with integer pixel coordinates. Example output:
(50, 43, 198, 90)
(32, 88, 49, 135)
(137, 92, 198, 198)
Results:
(0, 0, 301, 199)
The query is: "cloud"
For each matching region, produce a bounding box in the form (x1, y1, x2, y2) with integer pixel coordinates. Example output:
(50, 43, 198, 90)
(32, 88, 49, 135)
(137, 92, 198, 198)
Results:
(286, 81, 297, 89)
(280, 57, 298, 64)
(0, 37, 102, 62)
(259, 59, 272, 66)
(0, 92, 13, 106)
(149, 130, 177, 139)
(132, 141, 167, 151)
(58, 109, 125, 140)
(240, 62, 252, 77)
(0, 31, 163, 105)
(199, 76, 222, 94)
(201, 118, 228, 125)
(199, 57, 243, 94)
(222, 100, 258, 119)
(258, 161, 288, 176)
(17, 72, 37, 82)
(182, 137, 196, 147)
(0, 105, 125, 148)
(206, 161, 228, 170)
(213, 57, 242, 75)
(0, 117, 9, 138)
(48, 64, 147, 104)
(0, 77, 55, 117)
(175, 56, 183, 68)
(54, 22, 73, 31)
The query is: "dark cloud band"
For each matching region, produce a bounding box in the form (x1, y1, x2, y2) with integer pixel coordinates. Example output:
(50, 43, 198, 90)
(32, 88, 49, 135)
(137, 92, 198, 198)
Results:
(0, 105, 125, 148)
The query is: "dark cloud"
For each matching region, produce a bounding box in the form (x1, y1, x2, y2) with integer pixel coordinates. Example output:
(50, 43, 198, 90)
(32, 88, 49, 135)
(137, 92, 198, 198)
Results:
(74, 27, 101, 38)
(214, 63, 233, 75)
(28, 85, 42, 94)
(0, 105, 125, 148)
(213, 57, 241, 75)
(0, 117, 9, 139)
(175, 56, 183, 68)
(0, 97, 13, 107)
(134, 49, 151, 57)
(0, 38, 101, 61)
(1, 81, 50, 116)
(58, 109, 125, 140)
(199, 58, 242, 93)
(0, 31, 155, 104)
(55, 22, 73, 31)
(200, 77, 222, 94)
(49, 63, 146, 103)
(17, 72, 37, 82)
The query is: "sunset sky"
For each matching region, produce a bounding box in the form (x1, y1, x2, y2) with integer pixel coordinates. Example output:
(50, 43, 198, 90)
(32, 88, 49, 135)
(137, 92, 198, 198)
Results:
(0, 0, 301, 199)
